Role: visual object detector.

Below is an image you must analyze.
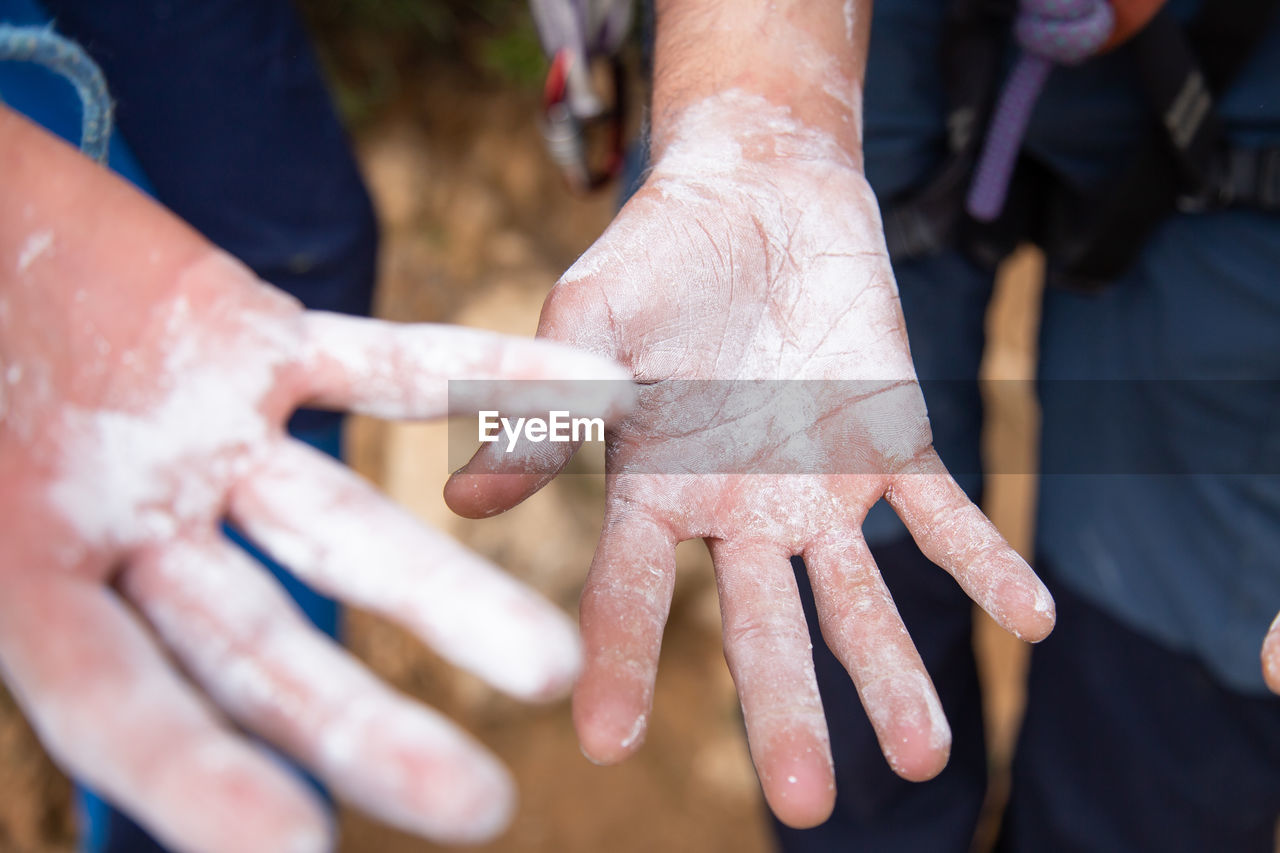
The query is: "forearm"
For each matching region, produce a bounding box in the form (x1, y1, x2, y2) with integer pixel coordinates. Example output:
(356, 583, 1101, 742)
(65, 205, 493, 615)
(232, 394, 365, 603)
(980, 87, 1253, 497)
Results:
(649, 0, 872, 165)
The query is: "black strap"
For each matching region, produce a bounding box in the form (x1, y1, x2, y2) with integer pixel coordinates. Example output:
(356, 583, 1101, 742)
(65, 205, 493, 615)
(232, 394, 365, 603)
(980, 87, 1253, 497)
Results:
(1197, 146, 1280, 209)
(881, 0, 1280, 288)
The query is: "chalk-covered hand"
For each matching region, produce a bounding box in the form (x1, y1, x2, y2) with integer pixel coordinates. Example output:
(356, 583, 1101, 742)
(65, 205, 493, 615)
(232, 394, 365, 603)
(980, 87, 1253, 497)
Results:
(0, 109, 631, 851)
(446, 93, 1055, 827)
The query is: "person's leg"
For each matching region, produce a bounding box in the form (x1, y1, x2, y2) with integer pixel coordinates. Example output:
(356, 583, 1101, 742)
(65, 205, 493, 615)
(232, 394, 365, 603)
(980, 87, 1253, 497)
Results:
(998, 567, 1280, 853)
(1025, 182, 1280, 846)
(775, 249, 995, 853)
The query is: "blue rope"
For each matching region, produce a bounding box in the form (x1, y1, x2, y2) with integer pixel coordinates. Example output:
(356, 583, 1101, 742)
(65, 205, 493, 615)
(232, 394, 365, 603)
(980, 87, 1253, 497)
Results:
(0, 24, 113, 163)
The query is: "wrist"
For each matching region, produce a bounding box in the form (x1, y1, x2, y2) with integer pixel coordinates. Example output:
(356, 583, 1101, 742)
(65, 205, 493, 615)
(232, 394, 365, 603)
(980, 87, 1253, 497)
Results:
(649, 0, 869, 167)
(647, 89, 864, 184)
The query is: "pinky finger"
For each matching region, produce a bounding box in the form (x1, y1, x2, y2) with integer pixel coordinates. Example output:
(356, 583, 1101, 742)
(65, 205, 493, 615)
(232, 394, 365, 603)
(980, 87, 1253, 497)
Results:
(887, 452, 1055, 643)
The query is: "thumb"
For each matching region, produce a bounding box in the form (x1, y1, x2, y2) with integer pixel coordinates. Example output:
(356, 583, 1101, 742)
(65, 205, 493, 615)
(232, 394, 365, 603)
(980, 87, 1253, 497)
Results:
(445, 269, 627, 518)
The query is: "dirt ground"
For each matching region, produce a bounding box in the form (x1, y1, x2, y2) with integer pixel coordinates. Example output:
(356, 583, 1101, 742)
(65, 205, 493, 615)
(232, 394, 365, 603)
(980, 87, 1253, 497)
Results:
(0, 31, 1045, 853)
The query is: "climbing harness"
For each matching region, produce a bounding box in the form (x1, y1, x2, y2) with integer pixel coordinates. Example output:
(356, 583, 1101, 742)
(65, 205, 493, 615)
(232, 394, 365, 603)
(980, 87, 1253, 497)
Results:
(882, 0, 1280, 290)
(529, 0, 634, 191)
(0, 23, 112, 163)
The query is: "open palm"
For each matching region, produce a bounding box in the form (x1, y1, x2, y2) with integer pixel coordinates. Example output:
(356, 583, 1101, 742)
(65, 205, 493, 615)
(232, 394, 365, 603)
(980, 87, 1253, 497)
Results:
(447, 101, 1054, 827)
(0, 110, 632, 852)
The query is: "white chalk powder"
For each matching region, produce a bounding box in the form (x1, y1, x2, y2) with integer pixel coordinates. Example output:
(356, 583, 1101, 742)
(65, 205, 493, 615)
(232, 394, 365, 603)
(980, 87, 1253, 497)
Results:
(16, 229, 53, 273)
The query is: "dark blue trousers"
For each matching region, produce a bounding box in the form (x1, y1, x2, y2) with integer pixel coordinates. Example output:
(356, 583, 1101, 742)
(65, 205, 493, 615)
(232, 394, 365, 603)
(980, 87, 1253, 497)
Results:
(771, 243, 1280, 851)
(778, 546, 1280, 853)
(762, 236, 1280, 851)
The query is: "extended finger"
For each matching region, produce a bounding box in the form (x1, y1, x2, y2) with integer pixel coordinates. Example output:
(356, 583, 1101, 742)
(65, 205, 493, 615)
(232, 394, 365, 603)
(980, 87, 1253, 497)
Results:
(0, 575, 330, 853)
(710, 539, 834, 829)
(227, 439, 580, 701)
(887, 452, 1055, 642)
(572, 507, 677, 764)
(296, 311, 633, 421)
(805, 534, 950, 781)
(123, 535, 515, 844)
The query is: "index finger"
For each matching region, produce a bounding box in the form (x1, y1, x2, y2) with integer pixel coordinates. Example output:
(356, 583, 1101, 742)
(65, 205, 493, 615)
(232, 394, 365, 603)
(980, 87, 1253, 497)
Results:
(294, 311, 634, 420)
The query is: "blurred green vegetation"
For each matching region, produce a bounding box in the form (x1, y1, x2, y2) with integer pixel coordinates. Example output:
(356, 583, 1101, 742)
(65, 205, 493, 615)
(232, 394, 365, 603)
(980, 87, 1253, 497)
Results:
(297, 0, 546, 124)
(301, 0, 513, 44)
(475, 19, 547, 87)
